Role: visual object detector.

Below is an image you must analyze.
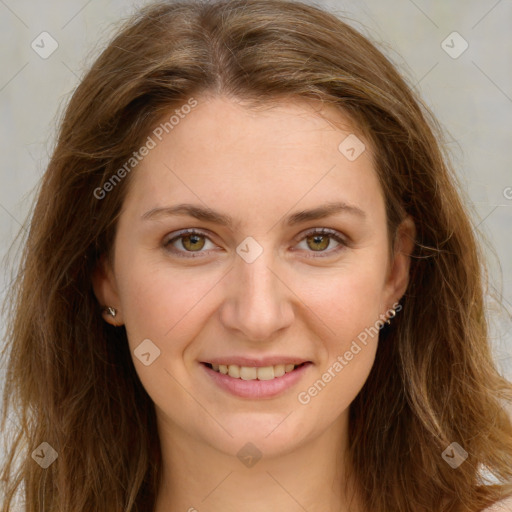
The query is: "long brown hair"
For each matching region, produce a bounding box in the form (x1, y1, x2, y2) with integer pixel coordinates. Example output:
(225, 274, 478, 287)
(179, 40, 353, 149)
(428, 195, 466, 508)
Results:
(2, 1, 512, 510)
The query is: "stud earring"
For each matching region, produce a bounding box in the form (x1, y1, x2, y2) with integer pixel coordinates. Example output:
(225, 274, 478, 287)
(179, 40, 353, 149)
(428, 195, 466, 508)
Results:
(104, 306, 117, 318)
(386, 308, 397, 326)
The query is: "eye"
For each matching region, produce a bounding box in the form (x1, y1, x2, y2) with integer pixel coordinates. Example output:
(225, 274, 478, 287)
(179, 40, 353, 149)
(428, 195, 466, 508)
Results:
(163, 228, 348, 259)
(163, 229, 216, 257)
(293, 228, 347, 257)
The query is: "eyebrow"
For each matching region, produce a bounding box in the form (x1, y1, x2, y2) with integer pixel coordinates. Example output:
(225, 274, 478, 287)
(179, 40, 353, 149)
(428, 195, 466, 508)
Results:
(141, 201, 366, 228)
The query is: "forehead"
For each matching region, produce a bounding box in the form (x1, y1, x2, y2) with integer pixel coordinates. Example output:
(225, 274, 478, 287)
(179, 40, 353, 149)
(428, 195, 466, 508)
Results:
(122, 95, 384, 224)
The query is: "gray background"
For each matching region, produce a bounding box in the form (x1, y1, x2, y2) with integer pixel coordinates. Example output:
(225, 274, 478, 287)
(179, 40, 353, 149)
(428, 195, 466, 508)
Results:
(1, 0, 511, 394)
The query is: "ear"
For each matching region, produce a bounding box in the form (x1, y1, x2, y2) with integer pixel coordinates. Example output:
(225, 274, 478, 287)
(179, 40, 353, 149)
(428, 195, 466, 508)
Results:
(92, 254, 124, 326)
(382, 215, 416, 308)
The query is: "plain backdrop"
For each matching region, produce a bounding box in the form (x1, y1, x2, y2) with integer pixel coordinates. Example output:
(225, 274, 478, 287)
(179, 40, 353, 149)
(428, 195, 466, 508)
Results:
(0, 0, 511, 400)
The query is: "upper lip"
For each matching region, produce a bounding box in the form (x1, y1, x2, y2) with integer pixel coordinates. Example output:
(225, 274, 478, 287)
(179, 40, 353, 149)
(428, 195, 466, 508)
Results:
(202, 356, 311, 367)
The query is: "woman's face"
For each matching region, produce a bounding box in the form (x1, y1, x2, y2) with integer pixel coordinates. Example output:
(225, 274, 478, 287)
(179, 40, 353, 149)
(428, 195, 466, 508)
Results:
(94, 95, 414, 458)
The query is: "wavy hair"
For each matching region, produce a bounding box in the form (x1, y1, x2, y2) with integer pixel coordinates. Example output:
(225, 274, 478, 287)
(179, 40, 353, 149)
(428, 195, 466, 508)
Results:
(2, 1, 512, 510)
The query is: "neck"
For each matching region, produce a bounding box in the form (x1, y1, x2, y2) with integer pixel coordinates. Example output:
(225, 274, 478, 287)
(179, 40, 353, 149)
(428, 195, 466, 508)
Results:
(153, 410, 363, 512)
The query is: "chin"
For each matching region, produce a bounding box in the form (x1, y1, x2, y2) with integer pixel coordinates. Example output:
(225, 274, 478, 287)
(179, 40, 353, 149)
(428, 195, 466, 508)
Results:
(200, 412, 314, 460)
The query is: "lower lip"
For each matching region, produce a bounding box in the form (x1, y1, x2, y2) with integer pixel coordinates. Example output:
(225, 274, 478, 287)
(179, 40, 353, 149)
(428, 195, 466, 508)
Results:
(202, 363, 312, 399)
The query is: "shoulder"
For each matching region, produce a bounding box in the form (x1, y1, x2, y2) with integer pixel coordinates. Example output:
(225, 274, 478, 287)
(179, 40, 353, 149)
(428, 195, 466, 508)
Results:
(482, 496, 512, 511)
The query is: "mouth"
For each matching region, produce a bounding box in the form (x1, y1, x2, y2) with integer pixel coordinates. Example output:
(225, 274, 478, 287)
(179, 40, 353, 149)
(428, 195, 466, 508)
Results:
(202, 362, 309, 381)
(200, 359, 312, 399)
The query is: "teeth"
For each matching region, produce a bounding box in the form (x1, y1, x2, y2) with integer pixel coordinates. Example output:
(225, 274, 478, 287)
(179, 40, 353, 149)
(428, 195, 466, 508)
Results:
(210, 363, 301, 380)
(256, 366, 274, 380)
(273, 364, 285, 377)
(228, 365, 240, 378)
(240, 366, 257, 380)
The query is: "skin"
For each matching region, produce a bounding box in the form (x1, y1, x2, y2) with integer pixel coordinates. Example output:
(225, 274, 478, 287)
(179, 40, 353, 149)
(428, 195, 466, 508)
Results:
(93, 95, 415, 512)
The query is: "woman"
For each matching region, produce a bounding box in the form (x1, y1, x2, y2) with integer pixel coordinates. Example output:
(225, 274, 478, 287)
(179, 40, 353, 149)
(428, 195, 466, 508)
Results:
(1, 0, 512, 510)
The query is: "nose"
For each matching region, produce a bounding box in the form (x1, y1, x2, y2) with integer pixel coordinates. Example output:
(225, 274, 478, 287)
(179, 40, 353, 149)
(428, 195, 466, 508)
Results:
(219, 249, 295, 342)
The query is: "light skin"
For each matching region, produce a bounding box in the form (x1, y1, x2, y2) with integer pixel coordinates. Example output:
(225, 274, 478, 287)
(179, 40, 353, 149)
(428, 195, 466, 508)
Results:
(93, 95, 415, 512)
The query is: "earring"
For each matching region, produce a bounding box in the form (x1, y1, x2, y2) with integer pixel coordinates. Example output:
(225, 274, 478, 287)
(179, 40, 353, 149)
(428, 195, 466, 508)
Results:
(104, 306, 117, 318)
(386, 308, 397, 326)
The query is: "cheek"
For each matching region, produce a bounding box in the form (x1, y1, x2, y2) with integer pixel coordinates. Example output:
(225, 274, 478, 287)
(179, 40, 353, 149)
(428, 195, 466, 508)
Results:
(293, 268, 384, 420)
(114, 259, 224, 410)
(116, 260, 221, 350)
(297, 262, 387, 346)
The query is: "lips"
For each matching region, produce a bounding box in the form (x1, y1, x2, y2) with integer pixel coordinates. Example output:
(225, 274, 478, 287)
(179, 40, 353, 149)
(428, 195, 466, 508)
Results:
(201, 359, 312, 399)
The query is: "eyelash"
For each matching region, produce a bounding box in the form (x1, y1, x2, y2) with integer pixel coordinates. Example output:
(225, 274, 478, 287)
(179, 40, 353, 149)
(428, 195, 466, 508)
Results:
(163, 228, 348, 259)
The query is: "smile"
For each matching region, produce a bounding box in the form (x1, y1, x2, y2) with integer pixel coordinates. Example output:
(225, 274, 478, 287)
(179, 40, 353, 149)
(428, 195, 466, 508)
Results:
(201, 361, 312, 399)
(204, 362, 306, 381)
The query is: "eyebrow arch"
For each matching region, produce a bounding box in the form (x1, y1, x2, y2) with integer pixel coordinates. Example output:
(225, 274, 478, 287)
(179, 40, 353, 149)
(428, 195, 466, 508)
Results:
(286, 201, 366, 225)
(141, 201, 366, 228)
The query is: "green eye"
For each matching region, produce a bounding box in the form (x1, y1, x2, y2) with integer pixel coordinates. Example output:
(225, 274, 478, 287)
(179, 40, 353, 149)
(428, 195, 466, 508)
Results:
(305, 233, 331, 251)
(295, 228, 347, 256)
(164, 228, 347, 259)
(164, 229, 214, 257)
(180, 233, 206, 251)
